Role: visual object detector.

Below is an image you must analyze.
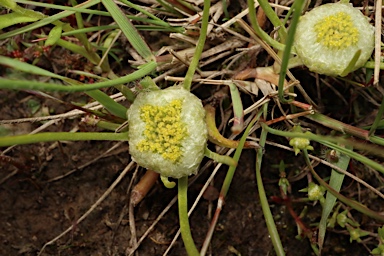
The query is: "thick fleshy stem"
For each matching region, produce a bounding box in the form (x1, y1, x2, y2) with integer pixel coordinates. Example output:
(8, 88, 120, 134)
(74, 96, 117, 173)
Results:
(205, 104, 258, 149)
(204, 148, 237, 167)
(256, 126, 286, 256)
(178, 176, 199, 256)
(160, 175, 176, 189)
(183, 0, 210, 91)
(0, 132, 128, 147)
(277, 0, 305, 104)
(246, 0, 286, 51)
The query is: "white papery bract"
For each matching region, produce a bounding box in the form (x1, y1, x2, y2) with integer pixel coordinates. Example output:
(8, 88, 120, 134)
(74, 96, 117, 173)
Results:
(127, 86, 207, 179)
(294, 2, 374, 76)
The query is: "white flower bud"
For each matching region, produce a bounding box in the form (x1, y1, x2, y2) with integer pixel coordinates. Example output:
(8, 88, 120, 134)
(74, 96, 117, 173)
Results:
(294, 2, 374, 76)
(127, 86, 207, 179)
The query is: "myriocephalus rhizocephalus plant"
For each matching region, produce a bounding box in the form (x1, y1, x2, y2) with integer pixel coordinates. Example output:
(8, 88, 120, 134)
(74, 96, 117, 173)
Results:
(127, 86, 208, 179)
(294, 2, 375, 76)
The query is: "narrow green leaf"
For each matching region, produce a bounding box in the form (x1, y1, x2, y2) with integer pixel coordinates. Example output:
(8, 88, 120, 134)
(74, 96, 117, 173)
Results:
(277, 0, 305, 103)
(257, 126, 286, 256)
(0, 12, 40, 30)
(0, 56, 156, 118)
(0, 0, 17, 9)
(55, 38, 98, 64)
(101, 0, 154, 62)
(257, 0, 287, 39)
(45, 24, 63, 46)
(182, 0, 210, 91)
(0, 12, 38, 29)
(246, 0, 286, 51)
(0, 0, 101, 40)
(318, 148, 351, 251)
(229, 83, 244, 133)
(86, 90, 127, 119)
(340, 49, 361, 77)
(369, 96, 384, 136)
(0, 61, 157, 92)
(0, 55, 63, 79)
(15, 0, 107, 15)
(303, 149, 384, 223)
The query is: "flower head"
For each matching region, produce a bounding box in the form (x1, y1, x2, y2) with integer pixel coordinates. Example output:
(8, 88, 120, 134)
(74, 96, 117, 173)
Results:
(307, 182, 325, 201)
(127, 86, 207, 179)
(294, 2, 374, 76)
(289, 137, 313, 155)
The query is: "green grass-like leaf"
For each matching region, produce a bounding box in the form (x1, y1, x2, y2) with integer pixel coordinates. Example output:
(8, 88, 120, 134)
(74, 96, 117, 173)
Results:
(101, 0, 155, 62)
(318, 147, 351, 251)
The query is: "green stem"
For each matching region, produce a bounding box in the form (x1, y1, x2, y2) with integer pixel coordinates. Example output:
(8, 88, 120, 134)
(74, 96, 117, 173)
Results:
(178, 176, 199, 256)
(278, 0, 305, 104)
(204, 147, 237, 167)
(369, 96, 384, 136)
(0, 61, 157, 92)
(246, 0, 286, 51)
(261, 123, 384, 174)
(160, 175, 176, 189)
(257, 0, 287, 39)
(364, 61, 384, 69)
(256, 127, 286, 256)
(228, 83, 244, 133)
(205, 105, 257, 149)
(302, 149, 384, 223)
(0, 132, 128, 147)
(305, 113, 384, 146)
(0, 56, 133, 119)
(183, 0, 210, 91)
(220, 110, 262, 197)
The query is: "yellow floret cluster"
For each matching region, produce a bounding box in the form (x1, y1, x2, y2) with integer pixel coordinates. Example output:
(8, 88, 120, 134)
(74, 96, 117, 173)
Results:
(136, 100, 188, 163)
(314, 12, 359, 49)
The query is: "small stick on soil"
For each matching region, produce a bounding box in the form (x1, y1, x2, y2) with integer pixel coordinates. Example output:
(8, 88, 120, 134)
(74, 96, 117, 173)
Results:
(131, 169, 160, 206)
(47, 142, 125, 182)
(38, 161, 135, 256)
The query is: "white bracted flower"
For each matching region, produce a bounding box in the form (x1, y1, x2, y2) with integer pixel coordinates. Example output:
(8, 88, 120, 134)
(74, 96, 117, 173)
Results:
(294, 2, 374, 76)
(127, 86, 207, 179)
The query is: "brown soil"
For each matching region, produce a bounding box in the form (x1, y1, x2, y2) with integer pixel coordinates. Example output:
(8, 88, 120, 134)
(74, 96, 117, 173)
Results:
(0, 91, 370, 255)
(1, 1, 382, 255)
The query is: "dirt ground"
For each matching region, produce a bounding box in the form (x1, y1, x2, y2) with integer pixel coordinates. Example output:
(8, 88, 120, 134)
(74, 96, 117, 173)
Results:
(0, 89, 372, 256)
(1, 0, 383, 255)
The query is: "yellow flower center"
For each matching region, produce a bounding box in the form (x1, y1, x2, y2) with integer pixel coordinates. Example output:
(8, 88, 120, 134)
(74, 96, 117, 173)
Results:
(314, 12, 359, 49)
(137, 99, 187, 163)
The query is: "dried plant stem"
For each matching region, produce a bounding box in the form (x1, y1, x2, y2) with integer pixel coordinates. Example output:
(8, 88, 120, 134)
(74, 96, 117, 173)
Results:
(131, 169, 160, 206)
